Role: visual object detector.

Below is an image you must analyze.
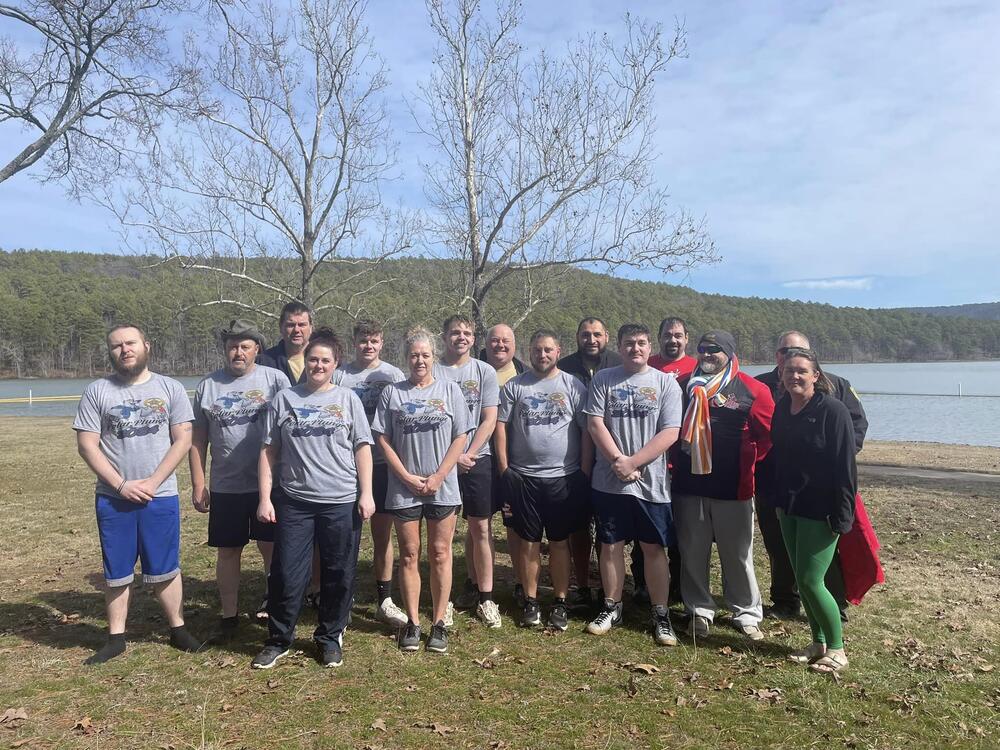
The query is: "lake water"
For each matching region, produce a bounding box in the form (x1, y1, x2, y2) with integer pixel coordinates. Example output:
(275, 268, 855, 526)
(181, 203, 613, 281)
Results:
(2, 362, 999, 447)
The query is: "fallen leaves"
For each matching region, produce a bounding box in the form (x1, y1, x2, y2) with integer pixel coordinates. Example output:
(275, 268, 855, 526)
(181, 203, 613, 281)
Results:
(72, 716, 97, 736)
(370, 719, 386, 732)
(747, 687, 783, 704)
(623, 663, 660, 675)
(412, 721, 454, 736)
(0, 708, 28, 729)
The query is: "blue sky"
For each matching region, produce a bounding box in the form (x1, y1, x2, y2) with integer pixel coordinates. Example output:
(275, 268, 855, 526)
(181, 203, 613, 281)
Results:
(1, 0, 998, 309)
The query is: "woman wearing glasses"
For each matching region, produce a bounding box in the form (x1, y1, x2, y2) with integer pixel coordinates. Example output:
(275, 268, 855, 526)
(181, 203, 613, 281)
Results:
(770, 347, 857, 674)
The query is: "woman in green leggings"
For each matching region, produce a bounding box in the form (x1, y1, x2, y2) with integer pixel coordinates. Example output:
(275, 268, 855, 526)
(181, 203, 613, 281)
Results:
(770, 348, 857, 674)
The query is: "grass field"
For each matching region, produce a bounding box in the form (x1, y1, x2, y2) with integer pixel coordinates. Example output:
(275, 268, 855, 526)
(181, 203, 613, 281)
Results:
(1, 416, 998, 749)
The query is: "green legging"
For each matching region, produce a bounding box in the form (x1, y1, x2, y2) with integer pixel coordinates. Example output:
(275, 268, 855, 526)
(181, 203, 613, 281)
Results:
(778, 511, 843, 649)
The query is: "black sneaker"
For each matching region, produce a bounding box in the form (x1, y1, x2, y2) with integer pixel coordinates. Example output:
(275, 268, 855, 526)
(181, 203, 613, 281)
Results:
(251, 645, 289, 669)
(567, 586, 594, 611)
(398, 622, 421, 652)
(456, 579, 479, 610)
(652, 605, 678, 646)
(547, 601, 569, 631)
(216, 616, 239, 642)
(520, 599, 541, 628)
(585, 599, 623, 635)
(765, 603, 801, 621)
(513, 583, 527, 610)
(425, 621, 448, 653)
(632, 585, 651, 606)
(319, 641, 343, 668)
(304, 591, 320, 610)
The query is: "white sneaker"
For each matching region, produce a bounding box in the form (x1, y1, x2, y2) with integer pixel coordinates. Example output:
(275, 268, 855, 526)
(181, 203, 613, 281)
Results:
(476, 599, 502, 629)
(443, 601, 455, 628)
(375, 597, 408, 628)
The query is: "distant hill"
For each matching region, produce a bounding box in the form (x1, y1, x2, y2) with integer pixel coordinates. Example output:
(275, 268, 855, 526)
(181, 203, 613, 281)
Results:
(2, 248, 1000, 377)
(905, 302, 1000, 321)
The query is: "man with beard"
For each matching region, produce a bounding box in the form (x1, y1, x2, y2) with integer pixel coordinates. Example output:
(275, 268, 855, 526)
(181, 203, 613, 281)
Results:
(558, 317, 623, 609)
(672, 331, 773, 641)
(495, 330, 592, 630)
(190, 320, 291, 637)
(263, 302, 313, 384)
(584, 324, 683, 646)
(333, 319, 408, 629)
(755, 330, 867, 622)
(637, 316, 696, 605)
(435, 314, 502, 628)
(74, 325, 200, 664)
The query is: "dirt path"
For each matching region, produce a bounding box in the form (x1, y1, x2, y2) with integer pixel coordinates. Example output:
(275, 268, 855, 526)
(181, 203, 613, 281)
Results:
(859, 462, 1000, 484)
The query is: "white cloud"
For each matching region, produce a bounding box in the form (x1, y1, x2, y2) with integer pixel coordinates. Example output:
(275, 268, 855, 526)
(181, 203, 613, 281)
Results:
(782, 277, 874, 291)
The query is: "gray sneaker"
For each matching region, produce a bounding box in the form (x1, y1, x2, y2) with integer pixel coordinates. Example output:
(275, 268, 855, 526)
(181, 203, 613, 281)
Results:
(687, 615, 711, 639)
(476, 599, 502, 628)
(652, 605, 678, 646)
(251, 645, 289, 669)
(425, 621, 448, 653)
(398, 622, 421, 652)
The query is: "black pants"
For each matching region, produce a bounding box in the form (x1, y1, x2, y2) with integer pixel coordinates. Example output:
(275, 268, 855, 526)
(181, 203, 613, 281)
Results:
(630, 540, 682, 603)
(266, 491, 361, 649)
(756, 494, 847, 615)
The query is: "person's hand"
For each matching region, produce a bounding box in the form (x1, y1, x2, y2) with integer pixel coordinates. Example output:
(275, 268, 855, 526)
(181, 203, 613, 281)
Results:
(421, 472, 444, 496)
(257, 499, 276, 523)
(612, 455, 638, 481)
(357, 491, 376, 520)
(623, 470, 642, 483)
(580, 463, 592, 479)
(120, 478, 155, 504)
(403, 472, 429, 495)
(456, 453, 476, 474)
(192, 486, 210, 513)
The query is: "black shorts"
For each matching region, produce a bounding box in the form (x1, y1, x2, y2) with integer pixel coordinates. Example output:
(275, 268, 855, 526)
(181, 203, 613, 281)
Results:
(459, 454, 496, 519)
(591, 489, 675, 547)
(391, 504, 460, 522)
(495, 471, 514, 528)
(373, 463, 389, 515)
(208, 491, 276, 547)
(504, 470, 590, 543)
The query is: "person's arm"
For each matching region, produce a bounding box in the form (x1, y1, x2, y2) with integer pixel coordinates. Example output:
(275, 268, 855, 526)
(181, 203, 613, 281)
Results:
(580, 429, 595, 478)
(747, 381, 775, 463)
(257, 442, 280, 523)
(377, 433, 428, 495)
(837, 377, 868, 454)
(828, 405, 858, 535)
(355, 443, 375, 520)
(189, 423, 210, 512)
(137, 421, 192, 499)
(587, 414, 620, 463)
(616, 427, 680, 476)
(459, 405, 498, 468)
(494, 420, 510, 475)
(422, 433, 468, 495)
(76, 430, 153, 504)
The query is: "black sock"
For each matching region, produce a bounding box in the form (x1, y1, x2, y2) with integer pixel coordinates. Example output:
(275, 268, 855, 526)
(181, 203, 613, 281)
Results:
(84, 633, 126, 665)
(169, 625, 202, 653)
(479, 590, 493, 604)
(376, 579, 392, 603)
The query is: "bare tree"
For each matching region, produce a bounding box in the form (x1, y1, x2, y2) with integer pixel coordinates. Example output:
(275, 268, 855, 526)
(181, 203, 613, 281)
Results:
(416, 0, 717, 335)
(111, 0, 416, 319)
(0, 0, 189, 189)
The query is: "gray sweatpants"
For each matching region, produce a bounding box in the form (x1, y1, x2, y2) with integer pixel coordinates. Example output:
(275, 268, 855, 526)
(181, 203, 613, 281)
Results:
(673, 494, 763, 627)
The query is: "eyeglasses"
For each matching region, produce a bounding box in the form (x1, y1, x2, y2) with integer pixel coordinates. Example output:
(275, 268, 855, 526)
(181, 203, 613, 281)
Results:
(697, 344, 723, 355)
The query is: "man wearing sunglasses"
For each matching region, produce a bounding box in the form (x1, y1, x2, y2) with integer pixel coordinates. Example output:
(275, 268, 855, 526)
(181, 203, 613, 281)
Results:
(672, 331, 774, 641)
(755, 331, 868, 622)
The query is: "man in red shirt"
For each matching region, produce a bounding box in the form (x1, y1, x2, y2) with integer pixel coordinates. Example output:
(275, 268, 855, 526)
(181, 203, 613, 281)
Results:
(649, 317, 697, 378)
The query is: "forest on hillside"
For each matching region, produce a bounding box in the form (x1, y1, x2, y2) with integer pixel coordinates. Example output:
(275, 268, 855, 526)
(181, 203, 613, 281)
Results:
(2, 249, 999, 377)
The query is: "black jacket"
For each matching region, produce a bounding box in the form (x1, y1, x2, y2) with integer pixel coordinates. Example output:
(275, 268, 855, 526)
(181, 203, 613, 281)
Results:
(261, 340, 307, 384)
(557, 348, 623, 388)
(770, 391, 858, 534)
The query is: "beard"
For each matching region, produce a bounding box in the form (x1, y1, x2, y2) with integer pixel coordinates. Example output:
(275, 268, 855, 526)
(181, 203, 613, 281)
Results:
(111, 349, 149, 378)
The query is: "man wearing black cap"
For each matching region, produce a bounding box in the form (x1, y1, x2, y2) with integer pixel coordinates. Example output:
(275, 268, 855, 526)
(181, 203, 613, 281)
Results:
(190, 320, 291, 638)
(672, 330, 774, 641)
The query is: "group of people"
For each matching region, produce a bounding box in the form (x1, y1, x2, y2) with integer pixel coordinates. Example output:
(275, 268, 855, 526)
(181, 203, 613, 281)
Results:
(73, 303, 865, 675)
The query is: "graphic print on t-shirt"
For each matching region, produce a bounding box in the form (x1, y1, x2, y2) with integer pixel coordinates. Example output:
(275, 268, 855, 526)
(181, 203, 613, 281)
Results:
(106, 398, 168, 438)
(397, 398, 449, 434)
(350, 380, 394, 415)
(459, 379, 480, 411)
(520, 390, 570, 426)
(607, 383, 659, 419)
(289, 403, 350, 437)
(209, 389, 268, 426)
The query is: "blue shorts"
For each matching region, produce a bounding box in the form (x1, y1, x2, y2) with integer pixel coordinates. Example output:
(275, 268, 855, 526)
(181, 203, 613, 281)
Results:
(591, 489, 675, 547)
(95, 494, 181, 587)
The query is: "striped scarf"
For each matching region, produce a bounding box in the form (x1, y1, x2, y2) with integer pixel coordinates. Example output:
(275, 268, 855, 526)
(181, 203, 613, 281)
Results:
(680, 356, 740, 475)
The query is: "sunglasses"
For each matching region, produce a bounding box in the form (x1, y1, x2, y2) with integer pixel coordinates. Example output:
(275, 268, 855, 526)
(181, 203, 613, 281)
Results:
(697, 344, 723, 355)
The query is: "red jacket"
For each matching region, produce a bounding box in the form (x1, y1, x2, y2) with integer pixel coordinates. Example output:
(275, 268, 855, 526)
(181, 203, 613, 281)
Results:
(838, 493, 885, 605)
(672, 371, 774, 501)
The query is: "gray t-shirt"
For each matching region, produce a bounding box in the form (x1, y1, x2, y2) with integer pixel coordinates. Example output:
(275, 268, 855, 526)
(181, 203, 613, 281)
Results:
(263, 385, 374, 504)
(584, 366, 683, 503)
(371, 378, 472, 509)
(193, 365, 291, 493)
(73, 373, 195, 498)
(433, 359, 500, 457)
(498, 370, 588, 478)
(333, 360, 405, 464)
